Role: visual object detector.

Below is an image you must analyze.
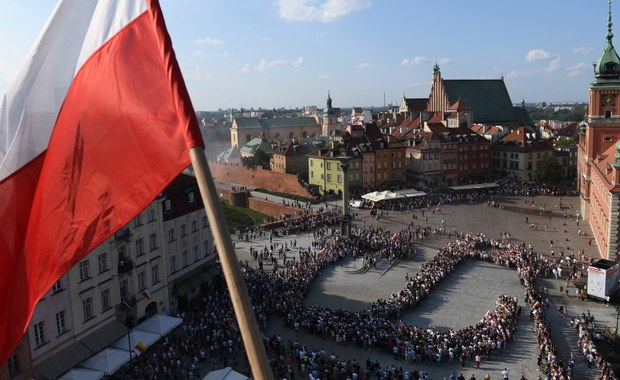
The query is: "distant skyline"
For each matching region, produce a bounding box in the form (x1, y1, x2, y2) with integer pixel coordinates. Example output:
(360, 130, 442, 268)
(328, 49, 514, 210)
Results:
(0, 0, 616, 110)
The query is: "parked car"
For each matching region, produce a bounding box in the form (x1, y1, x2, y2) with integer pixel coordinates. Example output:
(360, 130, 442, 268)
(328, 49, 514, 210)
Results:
(349, 200, 363, 208)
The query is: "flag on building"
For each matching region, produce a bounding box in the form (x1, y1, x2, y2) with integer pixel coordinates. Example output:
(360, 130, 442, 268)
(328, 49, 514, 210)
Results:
(0, 0, 204, 364)
(141, 288, 152, 301)
(133, 341, 147, 356)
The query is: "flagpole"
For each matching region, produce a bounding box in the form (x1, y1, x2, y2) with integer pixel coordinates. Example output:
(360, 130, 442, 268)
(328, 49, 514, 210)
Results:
(189, 147, 274, 380)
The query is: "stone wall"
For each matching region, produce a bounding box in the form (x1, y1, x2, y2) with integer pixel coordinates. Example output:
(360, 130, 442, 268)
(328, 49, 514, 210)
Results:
(248, 197, 298, 217)
(209, 161, 312, 198)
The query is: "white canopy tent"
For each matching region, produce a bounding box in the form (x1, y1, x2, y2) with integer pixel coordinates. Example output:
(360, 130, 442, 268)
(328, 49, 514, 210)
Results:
(134, 314, 182, 336)
(109, 329, 161, 352)
(396, 188, 427, 198)
(449, 182, 498, 191)
(58, 367, 105, 380)
(203, 367, 249, 380)
(78, 347, 130, 376)
(361, 190, 404, 203)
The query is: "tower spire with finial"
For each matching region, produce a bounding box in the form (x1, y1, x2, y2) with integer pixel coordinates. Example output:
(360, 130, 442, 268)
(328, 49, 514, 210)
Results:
(594, 0, 620, 79)
(608, 0, 615, 45)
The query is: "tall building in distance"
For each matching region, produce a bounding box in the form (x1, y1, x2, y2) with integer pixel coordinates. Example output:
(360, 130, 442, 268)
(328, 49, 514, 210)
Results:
(578, 1, 620, 260)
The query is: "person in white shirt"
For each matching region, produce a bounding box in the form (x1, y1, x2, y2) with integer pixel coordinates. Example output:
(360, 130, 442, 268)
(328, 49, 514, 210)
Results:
(501, 367, 510, 379)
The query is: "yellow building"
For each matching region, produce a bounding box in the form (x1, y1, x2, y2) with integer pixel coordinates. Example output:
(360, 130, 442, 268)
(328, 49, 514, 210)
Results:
(308, 145, 362, 196)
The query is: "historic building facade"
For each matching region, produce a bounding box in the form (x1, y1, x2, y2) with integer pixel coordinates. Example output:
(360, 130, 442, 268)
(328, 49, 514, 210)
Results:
(7, 174, 216, 379)
(578, 3, 620, 260)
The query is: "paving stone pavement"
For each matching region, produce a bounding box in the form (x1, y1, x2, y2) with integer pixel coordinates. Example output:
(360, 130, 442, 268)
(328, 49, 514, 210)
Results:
(230, 194, 613, 379)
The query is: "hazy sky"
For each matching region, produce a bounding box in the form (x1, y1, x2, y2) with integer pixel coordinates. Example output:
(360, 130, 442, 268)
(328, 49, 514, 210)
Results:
(0, 0, 615, 111)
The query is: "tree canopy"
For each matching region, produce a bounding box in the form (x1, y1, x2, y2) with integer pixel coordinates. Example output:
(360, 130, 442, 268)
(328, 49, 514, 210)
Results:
(240, 149, 271, 170)
(534, 155, 563, 184)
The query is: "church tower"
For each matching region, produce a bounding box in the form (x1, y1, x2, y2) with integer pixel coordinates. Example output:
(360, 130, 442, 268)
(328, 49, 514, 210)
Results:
(322, 92, 337, 136)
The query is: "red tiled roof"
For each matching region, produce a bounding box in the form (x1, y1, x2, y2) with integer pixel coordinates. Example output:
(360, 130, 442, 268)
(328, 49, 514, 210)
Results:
(447, 99, 473, 110)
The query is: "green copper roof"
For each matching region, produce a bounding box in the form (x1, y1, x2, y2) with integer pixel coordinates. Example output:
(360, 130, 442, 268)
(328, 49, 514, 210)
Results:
(443, 79, 517, 124)
(323, 91, 335, 115)
(594, 0, 620, 80)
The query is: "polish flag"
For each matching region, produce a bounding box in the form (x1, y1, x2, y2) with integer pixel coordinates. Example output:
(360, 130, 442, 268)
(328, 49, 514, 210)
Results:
(141, 288, 152, 301)
(0, 0, 203, 363)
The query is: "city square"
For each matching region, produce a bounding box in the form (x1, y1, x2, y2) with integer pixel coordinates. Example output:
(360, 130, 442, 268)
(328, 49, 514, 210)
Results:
(230, 190, 614, 380)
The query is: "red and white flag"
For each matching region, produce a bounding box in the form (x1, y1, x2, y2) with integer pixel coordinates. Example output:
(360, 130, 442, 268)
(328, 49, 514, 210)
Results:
(141, 288, 152, 301)
(0, 0, 203, 363)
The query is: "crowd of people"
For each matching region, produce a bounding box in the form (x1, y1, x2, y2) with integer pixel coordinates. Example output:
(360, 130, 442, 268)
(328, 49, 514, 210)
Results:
(112, 177, 614, 379)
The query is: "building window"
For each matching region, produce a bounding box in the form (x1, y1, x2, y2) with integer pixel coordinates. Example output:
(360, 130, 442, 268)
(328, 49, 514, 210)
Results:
(326, 162, 331, 170)
(204, 241, 210, 257)
(188, 191, 196, 203)
(168, 228, 176, 242)
(55, 311, 67, 336)
(133, 214, 142, 228)
(182, 250, 189, 267)
(79, 260, 90, 281)
(101, 288, 111, 312)
(337, 175, 342, 183)
(181, 224, 187, 236)
(193, 245, 199, 262)
(151, 264, 160, 284)
(120, 279, 129, 302)
(147, 208, 156, 222)
(326, 174, 331, 182)
(202, 216, 208, 228)
(33, 321, 46, 347)
(135, 238, 145, 256)
(51, 279, 63, 294)
(191, 220, 198, 232)
(118, 245, 128, 265)
(7, 354, 19, 376)
(169, 255, 177, 274)
(138, 271, 146, 291)
(82, 297, 93, 321)
(149, 233, 158, 250)
(97, 252, 108, 273)
(163, 198, 172, 211)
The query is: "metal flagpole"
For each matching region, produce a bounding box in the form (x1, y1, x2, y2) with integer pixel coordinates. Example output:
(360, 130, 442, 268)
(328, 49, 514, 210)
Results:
(189, 147, 274, 380)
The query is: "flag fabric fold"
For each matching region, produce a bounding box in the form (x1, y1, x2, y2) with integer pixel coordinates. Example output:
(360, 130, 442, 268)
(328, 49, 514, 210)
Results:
(0, 0, 203, 364)
(133, 341, 147, 356)
(141, 288, 152, 301)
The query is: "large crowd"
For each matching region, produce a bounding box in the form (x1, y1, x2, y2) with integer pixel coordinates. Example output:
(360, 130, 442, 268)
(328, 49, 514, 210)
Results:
(110, 177, 615, 380)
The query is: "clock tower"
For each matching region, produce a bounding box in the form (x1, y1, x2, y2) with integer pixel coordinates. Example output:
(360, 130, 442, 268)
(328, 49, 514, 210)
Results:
(577, 0, 620, 259)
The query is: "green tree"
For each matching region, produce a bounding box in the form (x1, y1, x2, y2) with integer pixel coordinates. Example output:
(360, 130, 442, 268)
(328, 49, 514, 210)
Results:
(554, 138, 577, 148)
(534, 154, 563, 184)
(240, 149, 271, 169)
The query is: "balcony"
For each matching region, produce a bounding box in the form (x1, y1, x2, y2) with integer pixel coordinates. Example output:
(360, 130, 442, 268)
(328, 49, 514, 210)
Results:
(114, 228, 131, 241)
(118, 259, 134, 274)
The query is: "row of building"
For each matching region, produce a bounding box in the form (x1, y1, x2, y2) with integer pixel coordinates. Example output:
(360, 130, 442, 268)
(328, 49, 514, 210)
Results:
(2, 173, 217, 379)
(221, 64, 576, 197)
